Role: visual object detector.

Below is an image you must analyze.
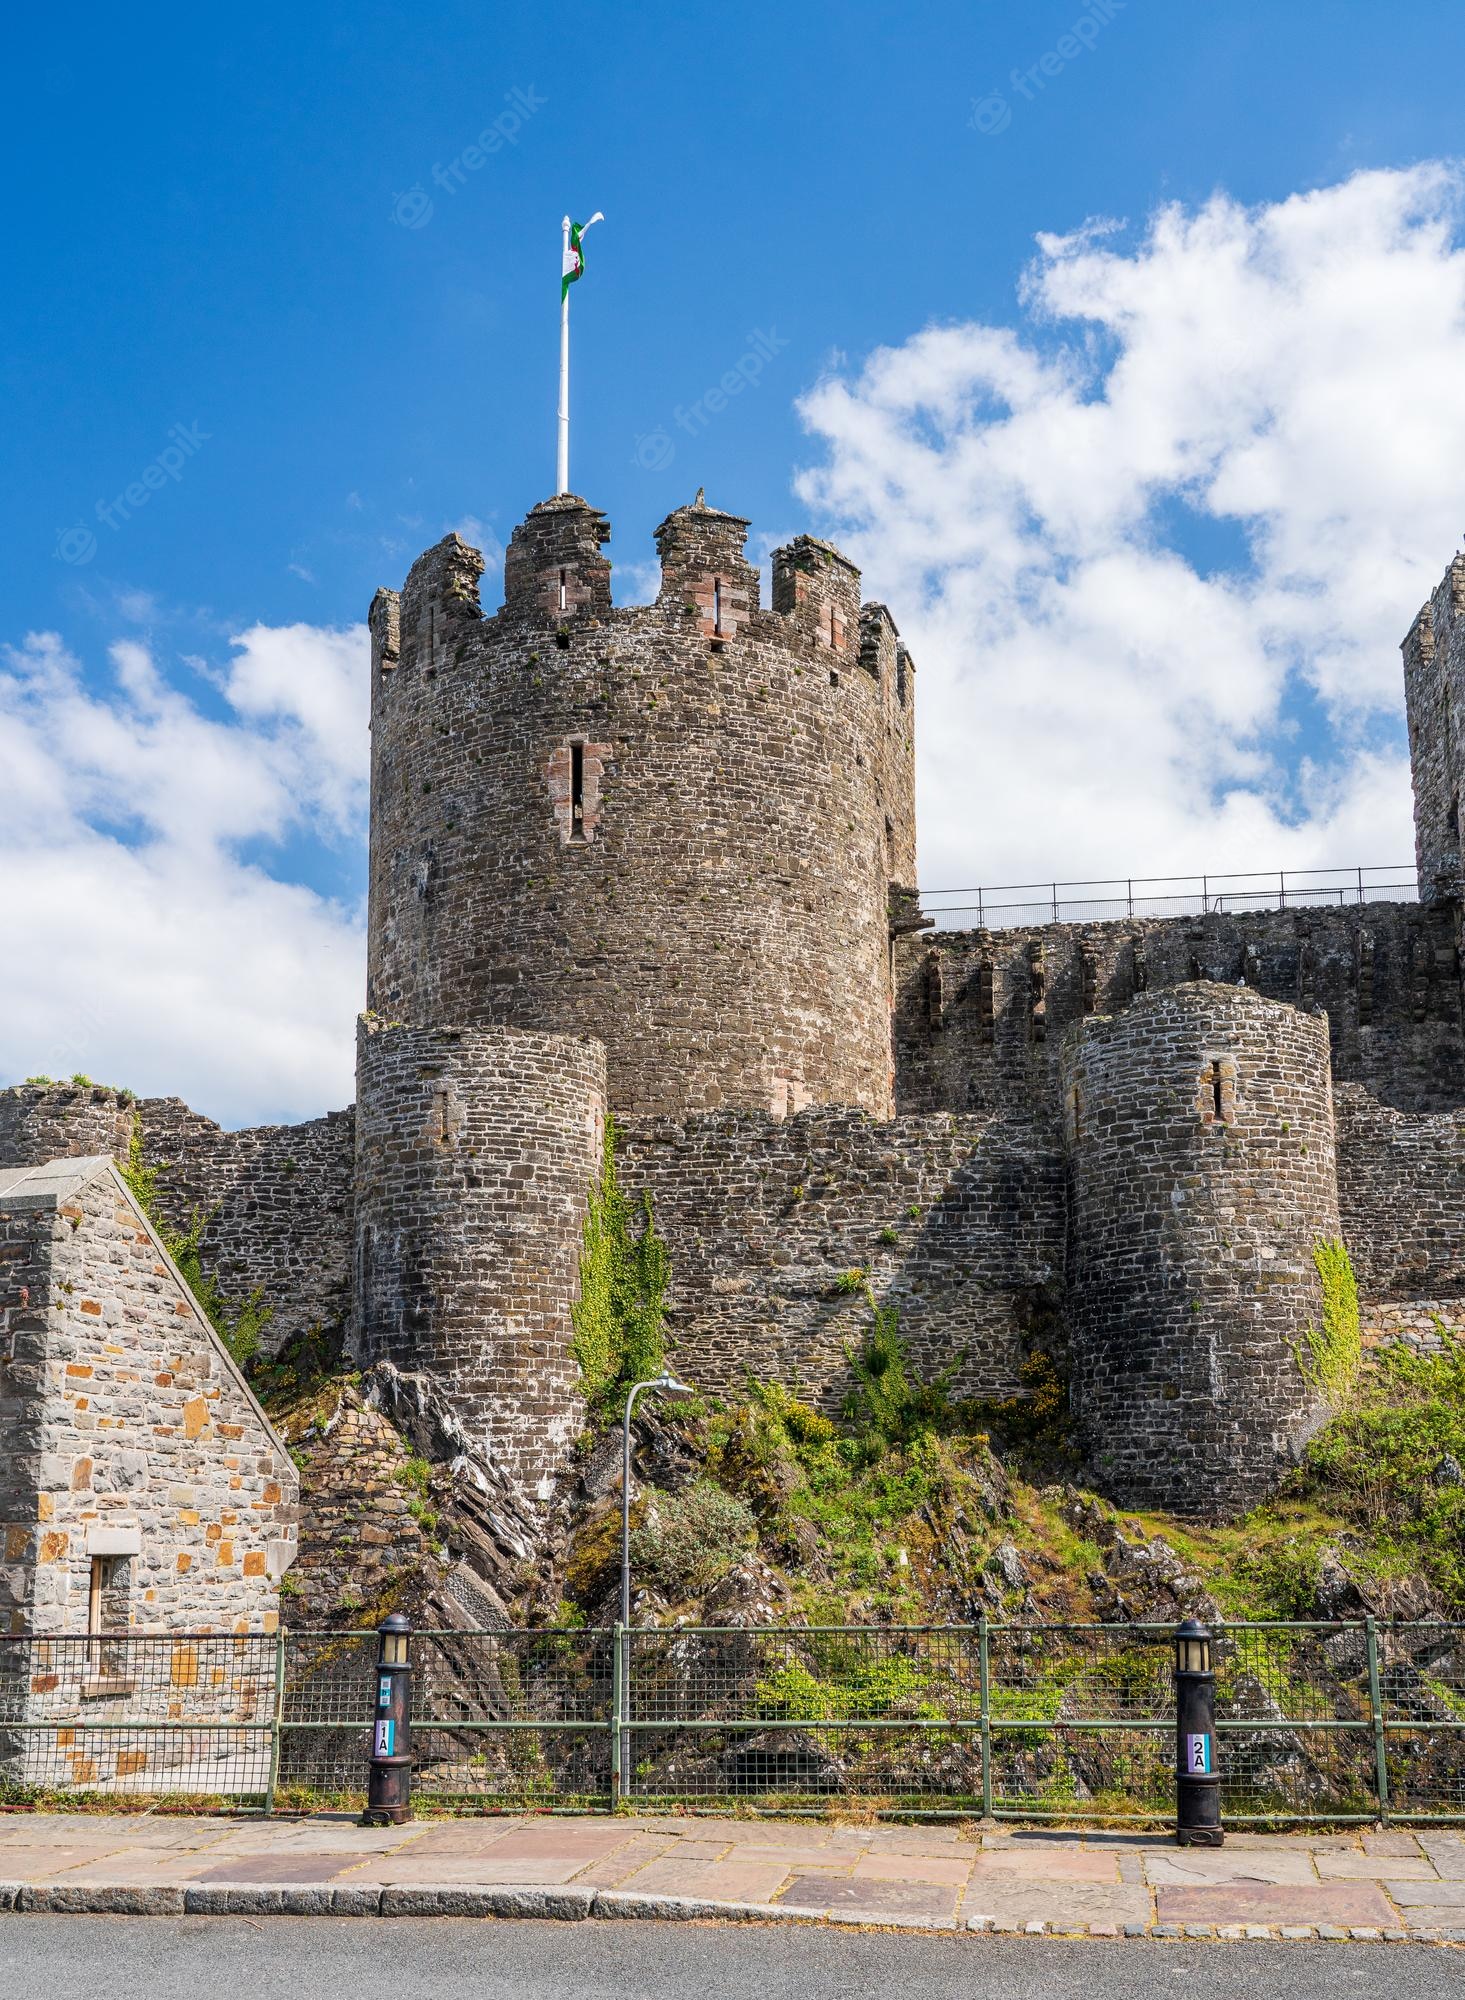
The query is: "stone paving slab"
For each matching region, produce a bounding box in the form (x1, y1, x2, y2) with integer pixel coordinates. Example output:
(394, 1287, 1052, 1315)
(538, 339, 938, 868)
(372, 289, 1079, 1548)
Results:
(1156, 1881, 1397, 1926)
(0, 1811, 1462, 1939)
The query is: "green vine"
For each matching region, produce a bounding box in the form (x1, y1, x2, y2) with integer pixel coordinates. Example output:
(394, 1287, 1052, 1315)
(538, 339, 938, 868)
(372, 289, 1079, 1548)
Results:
(119, 1116, 272, 1371)
(1300, 1238, 1362, 1402)
(571, 1115, 668, 1415)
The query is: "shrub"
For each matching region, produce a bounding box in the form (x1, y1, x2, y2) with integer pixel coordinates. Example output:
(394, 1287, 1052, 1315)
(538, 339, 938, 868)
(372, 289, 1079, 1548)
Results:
(572, 1117, 670, 1413)
(1301, 1240, 1362, 1402)
(629, 1480, 757, 1599)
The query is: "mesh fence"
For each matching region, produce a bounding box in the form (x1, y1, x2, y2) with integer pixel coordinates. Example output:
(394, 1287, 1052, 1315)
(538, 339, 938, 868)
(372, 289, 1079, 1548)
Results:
(0, 1632, 277, 1804)
(4, 1618, 1465, 1821)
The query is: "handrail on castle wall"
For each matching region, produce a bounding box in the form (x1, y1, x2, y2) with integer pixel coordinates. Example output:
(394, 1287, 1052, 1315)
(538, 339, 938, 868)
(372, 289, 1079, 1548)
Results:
(917, 865, 1419, 928)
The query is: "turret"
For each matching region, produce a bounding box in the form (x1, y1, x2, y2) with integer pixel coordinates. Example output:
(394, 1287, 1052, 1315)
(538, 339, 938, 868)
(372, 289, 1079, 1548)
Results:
(363, 492, 918, 1120)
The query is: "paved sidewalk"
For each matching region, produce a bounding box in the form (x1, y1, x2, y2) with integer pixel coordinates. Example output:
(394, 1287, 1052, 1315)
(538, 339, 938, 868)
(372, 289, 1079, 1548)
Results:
(1, 1813, 1464, 1939)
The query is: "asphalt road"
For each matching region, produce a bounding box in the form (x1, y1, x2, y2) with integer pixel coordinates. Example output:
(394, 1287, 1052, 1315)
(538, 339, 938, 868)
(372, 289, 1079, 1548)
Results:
(0, 1919, 1462, 1999)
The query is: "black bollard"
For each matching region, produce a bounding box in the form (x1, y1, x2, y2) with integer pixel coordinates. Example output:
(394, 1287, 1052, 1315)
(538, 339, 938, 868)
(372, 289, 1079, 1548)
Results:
(363, 1612, 413, 1826)
(1174, 1618, 1222, 1847)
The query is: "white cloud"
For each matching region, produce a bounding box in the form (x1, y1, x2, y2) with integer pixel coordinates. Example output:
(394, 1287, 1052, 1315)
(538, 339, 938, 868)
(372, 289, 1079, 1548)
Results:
(0, 624, 368, 1126)
(794, 164, 1465, 903)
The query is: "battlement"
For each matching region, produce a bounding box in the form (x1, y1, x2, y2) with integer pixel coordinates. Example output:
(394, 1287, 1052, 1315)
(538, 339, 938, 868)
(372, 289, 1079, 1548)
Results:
(394, 532, 485, 676)
(653, 494, 759, 639)
(773, 535, 861, 658)
(502, 494, 612, 621)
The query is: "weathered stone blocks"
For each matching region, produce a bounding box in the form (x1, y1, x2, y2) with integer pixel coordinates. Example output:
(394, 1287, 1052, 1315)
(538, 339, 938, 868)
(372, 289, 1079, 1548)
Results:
(1062, 983, 1341, 1516)
(352, 1017, 606, 1485)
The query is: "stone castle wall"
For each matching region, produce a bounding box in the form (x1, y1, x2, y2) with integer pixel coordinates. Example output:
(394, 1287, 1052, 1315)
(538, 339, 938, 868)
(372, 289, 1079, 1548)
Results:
(1062, 984, 1339, 1517)
(353, 1018, 606, 1484)
(365, 497, 915, 1120)
(0, 1158, 297, 1638)
(616, 1108, 1063, 1410)
(0, 1084, 135, 1171)
(1334, 1082, 1465, 1300)
(1404, 554, 1465, 903)
(896, 901, 1462, 1117)
(135, 1099, 355, 1356)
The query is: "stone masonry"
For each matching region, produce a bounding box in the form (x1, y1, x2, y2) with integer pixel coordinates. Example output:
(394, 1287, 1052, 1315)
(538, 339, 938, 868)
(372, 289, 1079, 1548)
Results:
(353, 1018, 606, 1484)
(364, 494, 914, 1122)
(8, 503, 1465, 1527)
(0, 1157, 297, 1636)
(1062, 985, 1339, 1514)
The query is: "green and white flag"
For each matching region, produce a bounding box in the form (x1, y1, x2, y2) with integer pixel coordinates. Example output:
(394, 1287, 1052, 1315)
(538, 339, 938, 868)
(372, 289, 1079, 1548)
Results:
(561, 212, 604, 302)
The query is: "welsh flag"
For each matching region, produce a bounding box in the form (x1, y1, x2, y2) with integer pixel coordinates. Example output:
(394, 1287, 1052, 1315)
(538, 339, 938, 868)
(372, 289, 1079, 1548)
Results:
(561, 212, 604, 302)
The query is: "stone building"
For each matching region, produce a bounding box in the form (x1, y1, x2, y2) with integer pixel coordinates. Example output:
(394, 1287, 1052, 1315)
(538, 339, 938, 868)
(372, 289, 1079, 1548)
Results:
(0, 1155, 298, 1636)
(5, 490, 1465, 1522)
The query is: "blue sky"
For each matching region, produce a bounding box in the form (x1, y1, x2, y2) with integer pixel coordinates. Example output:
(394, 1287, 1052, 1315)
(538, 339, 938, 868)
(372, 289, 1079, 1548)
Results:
(5, 1, 1465, 1123)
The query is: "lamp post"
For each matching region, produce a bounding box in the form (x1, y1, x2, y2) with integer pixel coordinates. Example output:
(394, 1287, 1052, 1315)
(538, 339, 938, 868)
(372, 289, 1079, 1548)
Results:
(364, 1611, 414, 1826)
(1174, 1618, 1222, 1847)
(616, 1372, 694, 1802)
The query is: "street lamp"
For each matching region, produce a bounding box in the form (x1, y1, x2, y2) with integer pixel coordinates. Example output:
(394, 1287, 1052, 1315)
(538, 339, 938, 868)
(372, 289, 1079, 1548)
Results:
(615, 1372, 694, 1807)
(1174, 1618, 1222, 1848)
(364, 1611, 414, 1826)
(621, 1373, 696, 1629)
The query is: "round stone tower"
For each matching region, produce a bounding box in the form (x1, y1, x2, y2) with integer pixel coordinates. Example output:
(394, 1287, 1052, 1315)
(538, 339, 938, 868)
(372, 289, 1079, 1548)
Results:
(353, 1018, 607, 1485)
(364, 494, 917, 1118)
(1061, 982, 1341, 1517)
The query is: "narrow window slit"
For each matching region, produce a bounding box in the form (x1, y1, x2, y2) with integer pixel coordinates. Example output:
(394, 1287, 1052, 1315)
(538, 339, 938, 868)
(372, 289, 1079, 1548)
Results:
(558, 567, 568, 612)
(713, 578, 723, 636)
(570, 742, 585, 839)
(1210, 1060, 1224, 1121)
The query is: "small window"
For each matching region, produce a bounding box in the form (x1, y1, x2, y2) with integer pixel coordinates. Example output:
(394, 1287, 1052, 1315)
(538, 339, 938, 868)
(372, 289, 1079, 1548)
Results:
(88, 1555, 131, 1672)
(570, 742, 586, 840)
(558, 567, 568, 613)
(713, 578, 724, 636)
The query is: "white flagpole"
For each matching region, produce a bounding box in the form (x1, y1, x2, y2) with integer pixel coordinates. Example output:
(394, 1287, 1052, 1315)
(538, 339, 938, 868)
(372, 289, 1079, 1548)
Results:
(557, 212, 602, 497)
(557, 215, 571, 495)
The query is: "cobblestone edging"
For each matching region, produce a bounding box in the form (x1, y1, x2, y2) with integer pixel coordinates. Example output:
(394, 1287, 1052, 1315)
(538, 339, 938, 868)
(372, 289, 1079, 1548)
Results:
(0, 1879, 1461, 1939)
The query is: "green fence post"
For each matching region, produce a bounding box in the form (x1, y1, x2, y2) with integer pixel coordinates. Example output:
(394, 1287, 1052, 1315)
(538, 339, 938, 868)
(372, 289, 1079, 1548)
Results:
(978, 1614, 993, 1820)
(610, 1623, 625, 1811)
(1365, 1616, 1389, 1824)
(264, 1625, 287, 1817)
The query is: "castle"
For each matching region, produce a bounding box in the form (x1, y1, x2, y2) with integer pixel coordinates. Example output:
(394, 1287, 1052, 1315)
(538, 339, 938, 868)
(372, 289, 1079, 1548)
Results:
(6, 493, 1465, 1546)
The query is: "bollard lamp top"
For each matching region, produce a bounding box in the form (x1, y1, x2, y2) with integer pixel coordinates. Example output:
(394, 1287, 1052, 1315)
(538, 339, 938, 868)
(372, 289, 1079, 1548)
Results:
(379, 1611, 411, 1667)
(1174, 1618, 1212, 1675)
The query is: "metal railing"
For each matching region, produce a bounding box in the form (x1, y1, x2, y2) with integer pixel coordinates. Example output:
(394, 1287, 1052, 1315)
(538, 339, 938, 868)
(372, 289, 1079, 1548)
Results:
(916, 866, 1419, 929)
(3, 1619, 1463, 1824)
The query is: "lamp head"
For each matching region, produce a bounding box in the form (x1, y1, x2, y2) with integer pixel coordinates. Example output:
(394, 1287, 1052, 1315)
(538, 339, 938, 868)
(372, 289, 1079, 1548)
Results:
(1175, 1618, 1212, 1676)
(379, 1611, 412, 1667)
(654, 1374, 695, 1402)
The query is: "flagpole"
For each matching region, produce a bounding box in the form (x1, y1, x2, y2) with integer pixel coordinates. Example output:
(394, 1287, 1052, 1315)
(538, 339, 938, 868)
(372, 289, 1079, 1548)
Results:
(557, 214, 571, 495)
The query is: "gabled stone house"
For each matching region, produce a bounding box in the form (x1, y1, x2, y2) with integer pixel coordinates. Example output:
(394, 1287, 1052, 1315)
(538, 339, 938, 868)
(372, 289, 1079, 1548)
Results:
(0, 1155, 298, 1638)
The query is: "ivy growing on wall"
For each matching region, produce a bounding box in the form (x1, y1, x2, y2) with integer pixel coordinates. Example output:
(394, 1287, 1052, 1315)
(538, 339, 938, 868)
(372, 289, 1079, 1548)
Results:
(119, 1117, 273, 1371)
(571, 1115, 668, 1414)
(1301, 1237, 1362, 1402)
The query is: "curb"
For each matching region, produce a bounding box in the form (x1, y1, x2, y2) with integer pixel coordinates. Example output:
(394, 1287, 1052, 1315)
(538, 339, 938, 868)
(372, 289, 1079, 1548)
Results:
(0, 1880, 1458, 1941)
